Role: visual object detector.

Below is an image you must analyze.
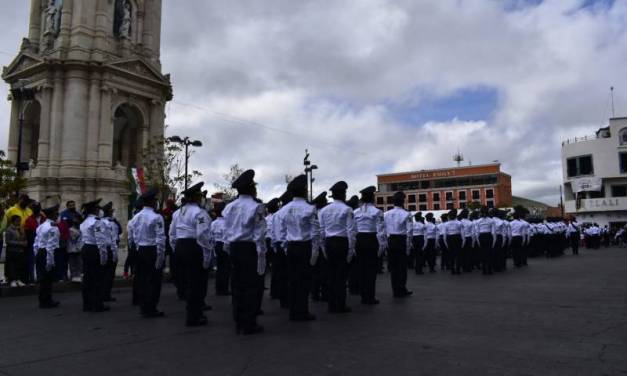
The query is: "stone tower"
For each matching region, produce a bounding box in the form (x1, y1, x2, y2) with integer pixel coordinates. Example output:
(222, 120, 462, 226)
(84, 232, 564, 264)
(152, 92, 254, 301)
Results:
(2, 0, 172, 219)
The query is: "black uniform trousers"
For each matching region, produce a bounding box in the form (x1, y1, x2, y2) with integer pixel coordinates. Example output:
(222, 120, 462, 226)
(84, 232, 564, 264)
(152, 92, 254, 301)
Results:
(287, 241, 313, 318)
(270, 244, 289, 308)
(511, 236, 524, 267)
(570, 232, 580, 255)
(356, 233, 379, 303)
(176, 238, 204, 324)
(215, 241, 231, 294)
(36, 249, 55, 306)
(446, 234, 463, 274)
(388, 235, 409, 296)
(81, 244, 106, 311)
(325, 237, 350, 312)
(412, 235, 425, 274)
(493, 235, 504, 272)
(348, 257, 360, 294)
(310, 247, 329, 301)
(439, 237, 449, 270)
(462, 237, 474, 272)
(103, 247, 116, 300)
(478, 233, 494, 275)
(230, 241, 260, 330)
(137, 246, 163, 315)
(424, 238, 437, 271)
(127, 244, 140, 305)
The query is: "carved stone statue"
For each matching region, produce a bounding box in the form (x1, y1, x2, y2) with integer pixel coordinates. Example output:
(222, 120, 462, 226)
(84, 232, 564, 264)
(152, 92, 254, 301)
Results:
(115, 0, 132, 40)
(44, 0, 58, 35)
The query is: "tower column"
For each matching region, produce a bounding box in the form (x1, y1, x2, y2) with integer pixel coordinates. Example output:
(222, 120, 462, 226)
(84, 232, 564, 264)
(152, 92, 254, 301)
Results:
(97, 85, 113, 168)
(7, 102, 19, 164)
(36, 84, 53, 167)
(85, 70, 102, 178)
(59, 69, 89, 178)
(48, 69, 65, 171)
(28, 0, 42, 48)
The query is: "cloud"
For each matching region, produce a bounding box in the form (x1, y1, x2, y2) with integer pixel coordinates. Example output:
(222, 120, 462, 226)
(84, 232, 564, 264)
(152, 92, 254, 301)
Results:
(1, 0, 626, 206)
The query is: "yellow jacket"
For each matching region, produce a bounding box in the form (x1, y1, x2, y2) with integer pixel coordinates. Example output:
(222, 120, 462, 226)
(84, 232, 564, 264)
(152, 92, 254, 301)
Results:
(1, 204, 33, 232)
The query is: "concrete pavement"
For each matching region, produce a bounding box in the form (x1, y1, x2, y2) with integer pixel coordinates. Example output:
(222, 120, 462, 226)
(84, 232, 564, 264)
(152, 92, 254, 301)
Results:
(0, 247, 626, 376)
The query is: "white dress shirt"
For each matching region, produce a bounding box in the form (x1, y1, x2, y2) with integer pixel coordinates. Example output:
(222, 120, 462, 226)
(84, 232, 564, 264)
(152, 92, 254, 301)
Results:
(383, 206, 413, 252)
(265, 214, 274, 242)
(222, 195, 266, 255)
(102, 216, 119, 260)
(473, 217, 496, 247)
(133, 207, 166, 251)
(33, 219, 60, 270)
(509, 219, 530, 245)
(318, 200, 357, 252)
(354, 203, 387, 249)
(278, 197, 321, 264)
(412, 221, 425, 237)
(424, 222, 437, 240)
(127, 213, 139, 248)
(168, 203, 214, 267)
(210, 217, 226, 244)
(272, 205, 289, 250)
(80, 214, 108, 263)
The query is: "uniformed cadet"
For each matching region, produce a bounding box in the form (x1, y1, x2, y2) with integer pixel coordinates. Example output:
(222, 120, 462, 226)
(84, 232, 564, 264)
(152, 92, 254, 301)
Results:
(264, 198, 280, 295)
(567, 218, 580, 255)
(346, 195, 360, 295)
(509, 209, 529, 268)
(271, 190, 292, 308)
(520, 215, 531, 265)
(437, 214, 449, 270)
(33, 202, 61, 309)
(354, 186, 386, 305)
(423, 213, 438, 273)
(127, 200, 142, 305)
(474, 207, 496, 275)
(412, 212, 426, 275)
(169, 182, 213, 327)
(276, 175, 321, 321)
(442, 209, 465, 275)
(310, 192, 329, 302)
(80, 199, 109, 312)
(492, 209, 506, 272)
(169, 199, 186, 300)
(383, 191, 413, 298)
(211, 201, 230, 296)
(101, 202, 119, 302)
(223, 170, 267, 335)
(318, 181, 356, 313)
(458, 209, 475, 273)
(132, 188, 166, 318)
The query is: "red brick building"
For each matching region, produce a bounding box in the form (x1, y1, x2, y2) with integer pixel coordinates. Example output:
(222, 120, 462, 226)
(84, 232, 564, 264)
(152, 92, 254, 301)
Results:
(375, 163, 512, 212)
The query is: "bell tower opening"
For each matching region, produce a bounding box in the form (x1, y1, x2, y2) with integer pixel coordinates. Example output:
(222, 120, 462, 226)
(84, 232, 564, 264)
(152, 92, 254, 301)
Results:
(112, 104, 143, 168)
(21, 100, 41, 165)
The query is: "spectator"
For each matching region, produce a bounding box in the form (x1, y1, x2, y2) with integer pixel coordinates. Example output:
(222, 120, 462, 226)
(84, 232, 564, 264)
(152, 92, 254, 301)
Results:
(67, 216, 83, 282)
(24, 202, 46, 284)
(5, 215, 28, 287)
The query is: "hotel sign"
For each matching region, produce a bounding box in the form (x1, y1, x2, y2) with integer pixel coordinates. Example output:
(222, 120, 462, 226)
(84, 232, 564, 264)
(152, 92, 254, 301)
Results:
(410, 170, 456, 179)
(566, 197, 627, 213)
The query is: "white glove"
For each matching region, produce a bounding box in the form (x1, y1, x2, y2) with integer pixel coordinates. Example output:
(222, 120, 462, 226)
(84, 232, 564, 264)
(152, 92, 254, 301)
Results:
(321, 246, 327, 259)
(202, 248, 213, 270)
(346, 248, 356, 263)
(45, 260, 54, 272)
(99, 250, 108, 266)
(310, 248, 319, 266)
(257, 252, 266, 276)
(155, 252, 165, 269)
(378, 245, 386, 258)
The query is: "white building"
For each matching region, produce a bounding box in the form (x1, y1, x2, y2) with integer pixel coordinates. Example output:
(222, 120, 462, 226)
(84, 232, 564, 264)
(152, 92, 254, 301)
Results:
(561, 117, 627, 228)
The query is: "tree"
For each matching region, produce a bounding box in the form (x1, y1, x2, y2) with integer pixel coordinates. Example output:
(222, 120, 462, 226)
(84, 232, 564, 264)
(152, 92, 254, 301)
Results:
(0, 150, 26, 205)
(214, 163, 244, 201)
(140, 134, 202, 202)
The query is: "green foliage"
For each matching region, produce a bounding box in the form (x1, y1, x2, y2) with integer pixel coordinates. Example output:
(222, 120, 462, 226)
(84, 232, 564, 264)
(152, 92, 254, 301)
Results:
(0, 150, 26, 205)
(214, 163, 244, 201)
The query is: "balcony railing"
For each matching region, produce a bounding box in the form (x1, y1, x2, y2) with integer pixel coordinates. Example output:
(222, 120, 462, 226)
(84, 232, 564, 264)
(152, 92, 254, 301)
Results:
(561, 134, 600, 146)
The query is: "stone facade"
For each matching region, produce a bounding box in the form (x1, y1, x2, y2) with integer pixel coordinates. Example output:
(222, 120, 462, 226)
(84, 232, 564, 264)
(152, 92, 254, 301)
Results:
(2, 0, 172, 224)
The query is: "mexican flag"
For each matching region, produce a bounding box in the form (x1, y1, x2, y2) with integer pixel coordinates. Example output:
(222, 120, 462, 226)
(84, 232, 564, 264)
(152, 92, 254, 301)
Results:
(130, 167, 147, 195)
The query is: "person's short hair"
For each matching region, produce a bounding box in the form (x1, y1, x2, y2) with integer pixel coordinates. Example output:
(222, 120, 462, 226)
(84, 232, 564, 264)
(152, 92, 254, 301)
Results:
(66, 200, 75, 207)
(10, 215, 21, 223)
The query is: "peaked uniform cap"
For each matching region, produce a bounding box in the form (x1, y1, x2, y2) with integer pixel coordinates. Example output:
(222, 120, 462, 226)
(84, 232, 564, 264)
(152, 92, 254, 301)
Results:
(329, 181, 348, 192)
(393, 191, 405, 202)
(82, 198, 102, 210)
(266, 198, 280, 212)
(279, 190, 293, 204)
(425, 212, 434, 219)
(313, 191, 327, 205)
(347, 195, 360, 209)
(232, 169, 255, 190)
(102, 201, 113, 211)
(182, 182, 204, 197)
(287, 174, 308, 193)
(140, 187, 159, 202)
(360, 186, 377, 195)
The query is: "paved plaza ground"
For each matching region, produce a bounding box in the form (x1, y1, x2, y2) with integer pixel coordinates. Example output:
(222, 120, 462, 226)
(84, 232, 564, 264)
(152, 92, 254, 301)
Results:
(0, 247, 626, 376)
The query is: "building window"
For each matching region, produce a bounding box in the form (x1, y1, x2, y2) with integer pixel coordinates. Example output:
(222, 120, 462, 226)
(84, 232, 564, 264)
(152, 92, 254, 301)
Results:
(459, 191, 466, 201)
(408, 204, 417, 211)
(433, 192, 440, 202)
(418, 194, 427, 203)
(486, 189, 494, 199)
(386, 196, 393, 205)
(376, 196, 384, 205)
(386, 206, 393, 211)
(589, 186, 605, 199)
(612, 185, 627, 197)
(472, 190, 480, 200)
(445, 191, 453, 201)
(486, 200, 494, 208)
(433, 203, 441, 211)
(420, 181, 431, 189)
(567, 155, 594, 177)
(446, 202, 454, 210)
(408, 194, 416, 203)
(376, 207, 384, 211)
(620, 128, 627, 145)
(620, 153, 627, 173)
(419, 204, 428, 211)
(459, 202, 467, 209)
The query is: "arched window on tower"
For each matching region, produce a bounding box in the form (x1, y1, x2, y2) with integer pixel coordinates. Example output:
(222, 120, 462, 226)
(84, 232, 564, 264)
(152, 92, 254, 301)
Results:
(619, 128, 627, 145)
(21, 100, 41, 165)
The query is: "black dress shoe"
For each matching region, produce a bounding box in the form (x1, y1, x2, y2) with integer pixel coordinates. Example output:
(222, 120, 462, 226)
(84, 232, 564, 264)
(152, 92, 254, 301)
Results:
(290, 313, 316, 322)
(92, 305, 111, 312)
(142, 311, 165, 318)
(103, 297, 117, 302)
(242, 325, 264, 335)
(202, 304, 212, 311)
(186, 317, 208, 327)
(334, 307, 351, 313)
(361, 299, 380, 305)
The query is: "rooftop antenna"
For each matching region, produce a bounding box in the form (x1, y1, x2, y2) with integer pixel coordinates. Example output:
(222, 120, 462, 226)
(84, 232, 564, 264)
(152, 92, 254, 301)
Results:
(453, 150, 464, 167)
(611, 86, 615, 118)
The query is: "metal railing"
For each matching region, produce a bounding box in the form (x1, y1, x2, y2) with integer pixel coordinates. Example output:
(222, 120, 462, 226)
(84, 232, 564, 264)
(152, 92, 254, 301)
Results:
(561, 134, 600, 146)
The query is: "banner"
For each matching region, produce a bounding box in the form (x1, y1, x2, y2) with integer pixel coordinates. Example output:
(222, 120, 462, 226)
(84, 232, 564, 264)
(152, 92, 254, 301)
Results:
(572, 177, 602, 194)
(130, 167, 147, 195)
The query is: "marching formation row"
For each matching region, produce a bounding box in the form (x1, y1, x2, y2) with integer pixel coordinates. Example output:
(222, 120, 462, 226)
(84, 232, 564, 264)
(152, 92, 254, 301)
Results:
(25, 170, 588, 335)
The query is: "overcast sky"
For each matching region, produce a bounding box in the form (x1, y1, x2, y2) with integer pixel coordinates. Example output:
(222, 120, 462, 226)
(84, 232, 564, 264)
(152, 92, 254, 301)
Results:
(1, 0, 626, 204)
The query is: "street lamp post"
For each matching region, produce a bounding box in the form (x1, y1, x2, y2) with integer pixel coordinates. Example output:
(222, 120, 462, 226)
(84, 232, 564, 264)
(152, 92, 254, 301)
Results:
(168, 135, 203, 191)
(303, 150, 318, 202)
